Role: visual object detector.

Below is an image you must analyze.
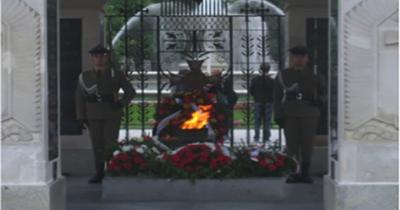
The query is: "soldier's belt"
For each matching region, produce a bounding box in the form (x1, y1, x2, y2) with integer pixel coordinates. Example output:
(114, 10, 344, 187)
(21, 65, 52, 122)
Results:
(286, 94, 314, 101)
(86, 94, 114, 103)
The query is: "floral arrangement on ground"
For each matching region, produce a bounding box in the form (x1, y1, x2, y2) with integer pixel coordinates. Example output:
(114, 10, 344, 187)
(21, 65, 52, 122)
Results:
(106, 136, 296, 180)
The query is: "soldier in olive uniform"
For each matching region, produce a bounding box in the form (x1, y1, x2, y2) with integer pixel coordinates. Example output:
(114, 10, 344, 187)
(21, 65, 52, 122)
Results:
(76, 44, 136, 184)
(273, 45, 325, 184)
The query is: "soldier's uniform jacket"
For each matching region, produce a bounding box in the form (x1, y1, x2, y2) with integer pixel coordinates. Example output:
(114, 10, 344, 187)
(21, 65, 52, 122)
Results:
(273, 67, 325, 118)
(75, 68, 136, 120)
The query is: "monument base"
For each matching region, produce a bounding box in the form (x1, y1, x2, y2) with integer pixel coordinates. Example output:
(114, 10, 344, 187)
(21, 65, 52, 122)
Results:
(323, 176, 398, 210)
(2, 177, 66, 210)
(102, 177, 322, 202)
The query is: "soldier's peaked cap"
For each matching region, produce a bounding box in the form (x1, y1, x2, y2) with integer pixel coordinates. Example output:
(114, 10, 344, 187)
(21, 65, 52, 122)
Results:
(88, 44, 110, 54)
(289, 45, 309, 55)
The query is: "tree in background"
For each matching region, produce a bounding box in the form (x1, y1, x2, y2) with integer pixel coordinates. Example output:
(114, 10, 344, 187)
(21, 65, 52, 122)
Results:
(105, 0, 160, 71)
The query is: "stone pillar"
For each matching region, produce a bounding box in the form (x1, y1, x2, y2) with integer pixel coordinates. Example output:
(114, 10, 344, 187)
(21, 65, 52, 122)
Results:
(324, 0, 398, 209)
(59, 0, 107, 175)
(1, 0, 66, 210)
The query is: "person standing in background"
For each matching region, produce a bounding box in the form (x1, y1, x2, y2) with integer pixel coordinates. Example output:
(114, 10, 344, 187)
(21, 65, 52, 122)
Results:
(250, 63, 274, 143)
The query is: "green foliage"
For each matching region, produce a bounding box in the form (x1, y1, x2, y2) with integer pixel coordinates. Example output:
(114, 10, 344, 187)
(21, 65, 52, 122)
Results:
(105, 0, 161, 17)
(105, 0, 160, 68)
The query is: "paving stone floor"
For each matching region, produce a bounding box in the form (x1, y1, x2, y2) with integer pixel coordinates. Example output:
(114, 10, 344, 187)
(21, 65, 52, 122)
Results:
(66, 176, 323, 210)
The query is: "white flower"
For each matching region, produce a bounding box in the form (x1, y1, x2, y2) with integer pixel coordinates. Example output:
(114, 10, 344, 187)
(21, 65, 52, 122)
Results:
(141, 145, 148, 151)
(136, 148, 144, 154)
(151, 147, 160, 154)
(113, 150, 121, 157)
(121, 145, 134, 152)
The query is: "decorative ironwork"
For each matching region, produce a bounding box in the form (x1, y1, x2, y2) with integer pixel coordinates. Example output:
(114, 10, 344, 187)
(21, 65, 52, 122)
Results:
(161, 0, 229, 16)
(160, 17, 230, 30)
(106, 0, 284, 148)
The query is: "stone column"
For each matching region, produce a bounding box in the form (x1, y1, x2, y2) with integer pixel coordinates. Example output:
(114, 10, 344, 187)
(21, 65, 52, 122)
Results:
(324, 0, 398, 209)
(1, 0, 66, 210)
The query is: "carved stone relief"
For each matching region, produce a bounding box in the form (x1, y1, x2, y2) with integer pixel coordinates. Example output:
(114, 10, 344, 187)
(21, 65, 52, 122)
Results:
(1, 0, 42, 143)
(1, 119, 34, 143)
(343, 0, 398, 141)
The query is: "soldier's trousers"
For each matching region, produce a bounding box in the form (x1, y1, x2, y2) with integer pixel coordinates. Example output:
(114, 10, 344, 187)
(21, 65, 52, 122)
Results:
(283, 117, 319, 175)
(88, 118, 121, 171)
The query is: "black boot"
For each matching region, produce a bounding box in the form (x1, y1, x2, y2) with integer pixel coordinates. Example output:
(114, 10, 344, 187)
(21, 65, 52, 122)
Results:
(299, 162, 313, 184)
(285, 173, 302, 183)
(88, 163, 104, 184)
(88, 173, 104, 184)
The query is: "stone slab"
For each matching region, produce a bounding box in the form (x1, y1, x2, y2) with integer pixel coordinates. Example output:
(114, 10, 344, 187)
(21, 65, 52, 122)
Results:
(61, 149, 95, 175)
(311, 146, 328, 176)
(102, 177, 322, 202)
(2, 177, 66, 210)
(67, 202, 323, 210)
(323, 176, 398, 210)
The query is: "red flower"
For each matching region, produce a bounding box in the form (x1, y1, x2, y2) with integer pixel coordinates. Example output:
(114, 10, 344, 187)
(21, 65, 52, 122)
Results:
(139, 163, 147, 170)
(123, 162, 132, 170)
(163, 144, 232, 173)
(268, 164, 277, 171)
(162, 153, 169, 161)
(133, 156, 144, 164)
(207, 93, 215, 99)
(259, 159, 269, 168)
(116, 153, 130, 162)
(171, 155, 180, 163)
(276, 153, 286, 161)
(107, 160, 121, 171)
(275, 160, 284, 167)
(143, 135, 152, 141)
(210, 159, 219, 170)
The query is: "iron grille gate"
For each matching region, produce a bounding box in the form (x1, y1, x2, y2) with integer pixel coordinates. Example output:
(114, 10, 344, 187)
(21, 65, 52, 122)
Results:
(105, 0, 284, 149)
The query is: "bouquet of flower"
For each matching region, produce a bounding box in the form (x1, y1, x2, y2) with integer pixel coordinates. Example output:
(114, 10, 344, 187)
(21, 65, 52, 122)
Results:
(230, 145, 297, 177)
(106, 136, 162, 176)
(160, 143, 233, 179)
(106, 136, 297, 179)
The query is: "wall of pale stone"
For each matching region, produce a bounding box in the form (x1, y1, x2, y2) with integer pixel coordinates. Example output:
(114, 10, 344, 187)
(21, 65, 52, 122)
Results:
(2, 0, 50, 185)
(324, 0, 398, 209)
(2, 0, 66, 209)
(337, 0, 398, 183)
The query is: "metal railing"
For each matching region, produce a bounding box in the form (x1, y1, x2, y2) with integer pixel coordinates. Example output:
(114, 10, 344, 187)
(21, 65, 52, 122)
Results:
(106, 0, 285, 149)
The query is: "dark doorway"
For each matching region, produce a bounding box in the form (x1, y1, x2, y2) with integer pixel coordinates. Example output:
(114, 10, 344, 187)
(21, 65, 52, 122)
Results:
(60, 18, 82, 135)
